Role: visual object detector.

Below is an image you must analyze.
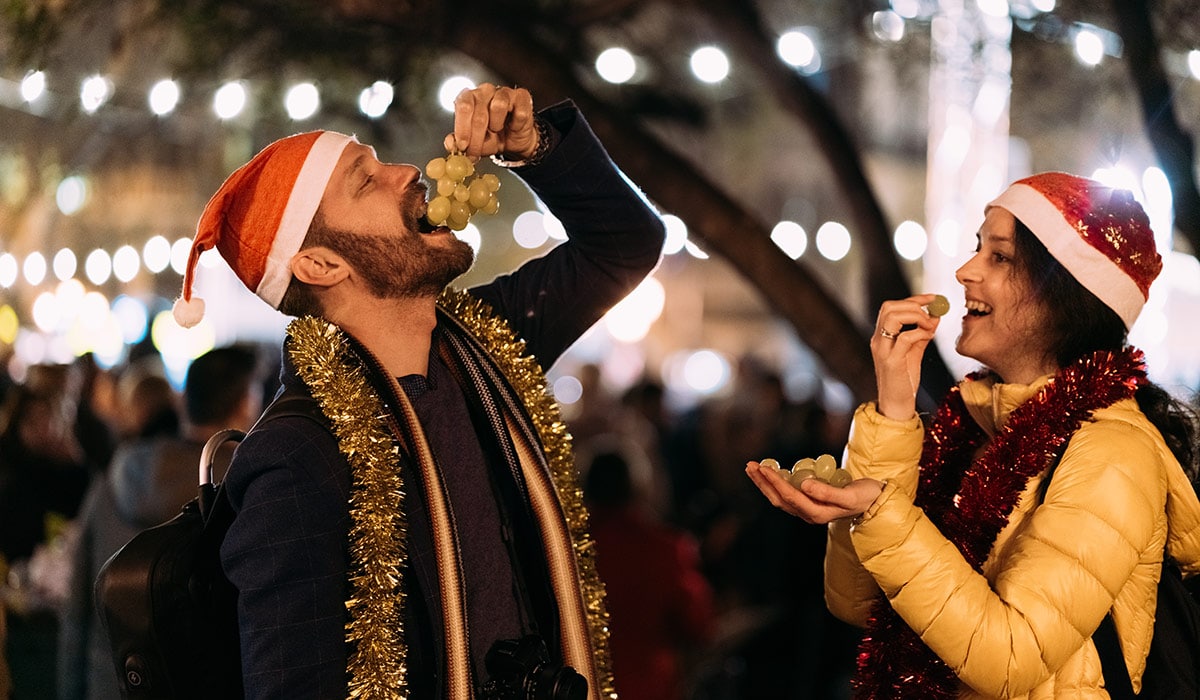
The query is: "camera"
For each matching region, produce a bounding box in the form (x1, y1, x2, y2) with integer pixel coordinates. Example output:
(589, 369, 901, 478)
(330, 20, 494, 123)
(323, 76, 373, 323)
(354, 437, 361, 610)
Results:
(481, 635, 587, 700)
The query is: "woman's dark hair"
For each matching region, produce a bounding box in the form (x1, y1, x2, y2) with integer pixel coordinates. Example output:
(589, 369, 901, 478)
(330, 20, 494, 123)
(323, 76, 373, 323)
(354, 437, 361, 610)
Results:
(1014, 219, 1198, 481)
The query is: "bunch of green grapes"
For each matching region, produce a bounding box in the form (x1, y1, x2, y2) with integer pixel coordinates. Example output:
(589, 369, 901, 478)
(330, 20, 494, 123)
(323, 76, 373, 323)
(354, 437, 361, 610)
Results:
(760, 454, 853, 488)
(423, 151, 501, 231)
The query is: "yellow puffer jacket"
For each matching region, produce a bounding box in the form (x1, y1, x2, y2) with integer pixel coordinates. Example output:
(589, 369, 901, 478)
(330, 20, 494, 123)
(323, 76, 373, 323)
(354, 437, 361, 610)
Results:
(825, 375, 1200, 699)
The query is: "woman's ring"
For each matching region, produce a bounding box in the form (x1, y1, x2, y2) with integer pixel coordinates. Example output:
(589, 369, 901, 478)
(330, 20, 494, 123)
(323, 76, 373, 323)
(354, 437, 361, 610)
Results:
(879, 328, 898, 340)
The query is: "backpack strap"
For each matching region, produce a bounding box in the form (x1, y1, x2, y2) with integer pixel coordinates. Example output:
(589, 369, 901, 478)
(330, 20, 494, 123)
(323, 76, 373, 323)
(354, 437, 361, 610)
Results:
(197, 385, 325, 522)
(1038, 446, 1134, 695)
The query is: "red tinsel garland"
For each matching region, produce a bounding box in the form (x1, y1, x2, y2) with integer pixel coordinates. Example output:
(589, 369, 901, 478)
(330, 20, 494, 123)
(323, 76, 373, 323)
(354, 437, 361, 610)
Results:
(852, 347, 1149, 699)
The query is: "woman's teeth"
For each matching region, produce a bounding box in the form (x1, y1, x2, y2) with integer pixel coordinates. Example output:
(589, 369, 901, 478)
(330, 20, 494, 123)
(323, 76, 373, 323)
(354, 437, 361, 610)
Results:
(965, 299, 993, 315)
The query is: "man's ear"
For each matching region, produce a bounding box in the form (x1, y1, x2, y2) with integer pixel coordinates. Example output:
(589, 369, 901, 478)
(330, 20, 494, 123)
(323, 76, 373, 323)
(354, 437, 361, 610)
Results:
(290, 247, 349, 288)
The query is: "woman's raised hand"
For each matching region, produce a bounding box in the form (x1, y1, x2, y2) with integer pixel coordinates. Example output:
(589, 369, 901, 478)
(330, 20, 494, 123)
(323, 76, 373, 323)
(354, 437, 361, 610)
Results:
(871, 293, 944, 421)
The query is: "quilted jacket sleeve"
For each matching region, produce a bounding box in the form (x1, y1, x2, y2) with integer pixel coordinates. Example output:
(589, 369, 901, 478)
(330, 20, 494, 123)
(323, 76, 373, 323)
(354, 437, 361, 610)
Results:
(824, 402, 924, 626)
(848, 417, 1166, 697)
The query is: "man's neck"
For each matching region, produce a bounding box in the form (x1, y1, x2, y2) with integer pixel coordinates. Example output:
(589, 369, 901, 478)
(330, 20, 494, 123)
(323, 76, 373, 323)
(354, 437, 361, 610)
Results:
(328, 294, 440, 378)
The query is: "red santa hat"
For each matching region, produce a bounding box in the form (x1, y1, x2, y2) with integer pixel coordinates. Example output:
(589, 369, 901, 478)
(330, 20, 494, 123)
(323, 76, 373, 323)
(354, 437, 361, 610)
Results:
(172, 130, 355, 327)
(986, 171, 1162, 330)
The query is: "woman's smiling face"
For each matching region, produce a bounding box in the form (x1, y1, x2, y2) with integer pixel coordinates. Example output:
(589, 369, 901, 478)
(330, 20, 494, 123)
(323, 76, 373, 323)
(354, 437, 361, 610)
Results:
(954, 207, 1059, 384)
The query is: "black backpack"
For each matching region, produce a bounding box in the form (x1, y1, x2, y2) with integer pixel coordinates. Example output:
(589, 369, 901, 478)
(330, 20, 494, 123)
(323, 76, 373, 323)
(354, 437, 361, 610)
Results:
(94, 391, 321, 699)
(1040, 452, 1200, 698)
(1094, 561, 1200, 699)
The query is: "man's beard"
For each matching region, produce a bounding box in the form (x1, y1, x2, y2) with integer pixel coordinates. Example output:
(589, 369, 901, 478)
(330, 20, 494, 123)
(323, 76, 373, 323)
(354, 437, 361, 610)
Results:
(334, 226, 475, 299)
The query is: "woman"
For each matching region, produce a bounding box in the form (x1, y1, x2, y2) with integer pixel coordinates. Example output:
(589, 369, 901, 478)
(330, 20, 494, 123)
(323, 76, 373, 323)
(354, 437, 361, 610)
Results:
(746, 172, 1200, 698)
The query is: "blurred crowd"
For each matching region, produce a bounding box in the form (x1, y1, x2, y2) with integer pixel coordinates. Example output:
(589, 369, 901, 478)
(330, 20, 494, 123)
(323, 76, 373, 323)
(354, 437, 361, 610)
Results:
(0, 346, 858, 700)
(0, 344, 269, 700)
(568, 359, 858, 700)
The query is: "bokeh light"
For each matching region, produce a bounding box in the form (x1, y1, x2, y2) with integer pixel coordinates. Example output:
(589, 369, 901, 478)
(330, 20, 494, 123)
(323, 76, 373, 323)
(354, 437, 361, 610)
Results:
(893, 220, 928, 261)
(690, 46, 730, 83)
(438, 76, 476, 112)
(770, 220, 807, 259)
(148, 79, 181, 116)
(213, 81, 247, 120)
(85, 249, 112, 285)
(23, 252, 46, 286)
(777, 30, 820, 73)
(359, 81, 394, 119)
(53, 249, 77, 281)
(596, 47, 637, 84)
(143, 236, 172, 273)
(604, 276, 665, 343)
(80, 75, 112, 113)
(56, 175, 88, 215)
(815, 222, 852, 261)
(662, 214, 688, 255)
(285, 82, 320, 120)
(20, 71, 46, 102)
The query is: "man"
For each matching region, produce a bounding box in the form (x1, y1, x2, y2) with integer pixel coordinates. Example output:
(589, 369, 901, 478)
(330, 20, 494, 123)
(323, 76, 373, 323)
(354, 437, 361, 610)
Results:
(171, 84, 665, 698)
(59, 346, 262, 700)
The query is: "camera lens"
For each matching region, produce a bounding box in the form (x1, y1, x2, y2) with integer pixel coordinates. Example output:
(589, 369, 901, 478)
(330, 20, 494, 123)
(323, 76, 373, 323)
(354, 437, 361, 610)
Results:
(484, 635, 588, 700)
(526, 663, 586, 700)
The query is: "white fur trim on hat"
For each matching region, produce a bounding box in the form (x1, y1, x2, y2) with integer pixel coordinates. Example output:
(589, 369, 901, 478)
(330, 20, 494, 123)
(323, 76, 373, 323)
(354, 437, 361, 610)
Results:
(254, 131, 355, 308)
(987, 183, 1145, 329)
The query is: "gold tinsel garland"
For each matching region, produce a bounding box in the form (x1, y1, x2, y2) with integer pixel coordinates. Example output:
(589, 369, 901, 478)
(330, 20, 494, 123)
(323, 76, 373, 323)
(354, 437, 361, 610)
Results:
(437, 289, 615, 700)
(285, 290, 614, 700)
(285, 317, 410, 700)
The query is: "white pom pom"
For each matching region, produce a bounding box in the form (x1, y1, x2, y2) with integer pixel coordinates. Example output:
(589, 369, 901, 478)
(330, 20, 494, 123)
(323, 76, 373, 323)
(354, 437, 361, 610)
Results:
(172, 296, 205, 328)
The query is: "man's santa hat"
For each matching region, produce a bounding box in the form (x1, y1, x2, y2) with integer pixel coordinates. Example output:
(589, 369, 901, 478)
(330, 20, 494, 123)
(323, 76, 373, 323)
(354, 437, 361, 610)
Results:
(987, 171, 1162, 330)
(172, 130, 355, 327)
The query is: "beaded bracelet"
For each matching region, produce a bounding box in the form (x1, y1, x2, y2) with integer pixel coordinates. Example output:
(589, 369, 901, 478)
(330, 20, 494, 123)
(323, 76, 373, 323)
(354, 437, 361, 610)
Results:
(491, 116, 554, 169)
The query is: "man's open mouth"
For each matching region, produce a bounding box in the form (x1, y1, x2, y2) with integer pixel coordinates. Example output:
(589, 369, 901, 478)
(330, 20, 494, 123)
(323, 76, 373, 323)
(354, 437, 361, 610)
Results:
(417, 215, 438, 233)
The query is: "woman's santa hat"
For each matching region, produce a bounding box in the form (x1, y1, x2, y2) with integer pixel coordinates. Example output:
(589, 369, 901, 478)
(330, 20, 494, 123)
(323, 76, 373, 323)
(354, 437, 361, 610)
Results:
(987, 171, 1162, 330)
(172, 130, 355, 327)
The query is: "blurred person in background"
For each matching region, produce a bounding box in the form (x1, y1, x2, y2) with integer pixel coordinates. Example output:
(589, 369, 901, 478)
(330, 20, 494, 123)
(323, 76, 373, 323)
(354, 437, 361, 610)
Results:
(58, 345, 262, 700)
(70, 354, 118, 477)
(0, 364, 93, 700)
(584, 443, 715, 700)
(111, 357, 180, 443)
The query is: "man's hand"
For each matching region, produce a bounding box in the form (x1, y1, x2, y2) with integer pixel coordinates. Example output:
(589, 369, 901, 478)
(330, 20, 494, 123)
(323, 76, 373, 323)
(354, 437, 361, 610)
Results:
(745, 461, 883, 525)
(448, 83, 538, 161)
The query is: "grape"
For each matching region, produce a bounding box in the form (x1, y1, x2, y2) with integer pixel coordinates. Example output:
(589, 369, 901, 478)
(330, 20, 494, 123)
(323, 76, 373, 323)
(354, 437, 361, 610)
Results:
(453, 183, 470, 203)
(444, 154, 471, 181)
(426, 196, 452, 225)
(481, 173, 501, 192)
(927, 294, 950, 317)
(788, 468, 815, 488)
(759, 458, 781, 471)
(425, 157, 447, 180)
(813, 454, 837, 481)
(437, 178, 457, 198)
(468, 179, 491, 209)
(482, 194, 500, 215)
(828, 469, 853, 488)
(792, 458, 816, 474)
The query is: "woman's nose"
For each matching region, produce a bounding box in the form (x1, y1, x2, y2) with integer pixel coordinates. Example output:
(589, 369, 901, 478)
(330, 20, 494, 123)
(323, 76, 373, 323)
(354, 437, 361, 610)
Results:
(955, 256, 979, 285)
